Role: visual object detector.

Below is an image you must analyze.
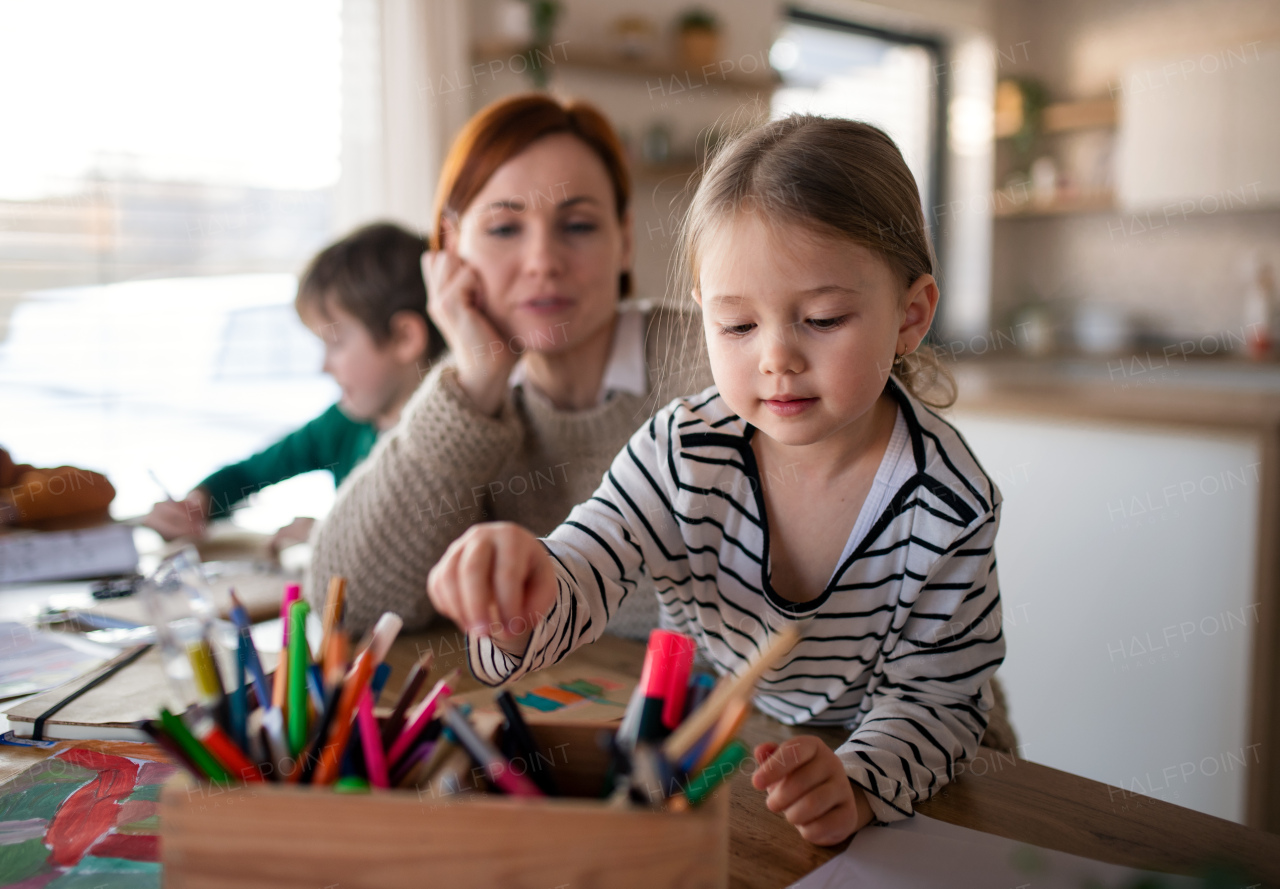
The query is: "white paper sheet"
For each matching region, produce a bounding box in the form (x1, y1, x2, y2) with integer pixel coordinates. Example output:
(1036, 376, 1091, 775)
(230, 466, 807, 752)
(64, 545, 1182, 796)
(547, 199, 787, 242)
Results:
(789, 812, 1201, 889)
(0, 621, 115, 698)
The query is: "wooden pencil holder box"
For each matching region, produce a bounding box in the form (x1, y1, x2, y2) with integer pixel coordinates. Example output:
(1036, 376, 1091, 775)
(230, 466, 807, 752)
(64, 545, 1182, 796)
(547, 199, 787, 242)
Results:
(159, 718, 730, 889)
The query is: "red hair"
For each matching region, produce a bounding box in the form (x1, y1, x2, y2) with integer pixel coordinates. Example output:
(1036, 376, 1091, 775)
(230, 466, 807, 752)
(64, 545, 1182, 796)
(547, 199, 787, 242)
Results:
(431, 93, 633, 296)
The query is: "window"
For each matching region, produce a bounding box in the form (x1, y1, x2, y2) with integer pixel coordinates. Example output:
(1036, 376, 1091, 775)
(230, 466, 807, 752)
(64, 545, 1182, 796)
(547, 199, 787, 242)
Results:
(770, 8, 944, 231)
(0, 0, 345, 526)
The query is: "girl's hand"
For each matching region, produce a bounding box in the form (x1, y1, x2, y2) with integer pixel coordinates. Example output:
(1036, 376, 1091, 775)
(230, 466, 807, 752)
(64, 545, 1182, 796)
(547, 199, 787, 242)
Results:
(426, 522, 557, 656)
(422, 226, 519, 417)
(751, 737, 873, 846)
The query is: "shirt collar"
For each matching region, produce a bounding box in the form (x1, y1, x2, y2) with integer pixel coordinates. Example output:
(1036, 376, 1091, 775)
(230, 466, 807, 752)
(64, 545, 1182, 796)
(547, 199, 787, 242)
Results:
(508, 306, 648, 405)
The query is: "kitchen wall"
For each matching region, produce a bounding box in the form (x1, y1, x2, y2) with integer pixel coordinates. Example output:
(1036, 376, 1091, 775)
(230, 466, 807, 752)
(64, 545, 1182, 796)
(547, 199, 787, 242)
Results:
(990, 0, 1280, 344)
(466, 0, 1000, 337)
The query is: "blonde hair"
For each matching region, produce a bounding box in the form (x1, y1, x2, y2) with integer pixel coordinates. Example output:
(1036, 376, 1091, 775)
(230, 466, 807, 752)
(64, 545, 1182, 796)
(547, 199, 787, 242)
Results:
(679, 114, 955, 408)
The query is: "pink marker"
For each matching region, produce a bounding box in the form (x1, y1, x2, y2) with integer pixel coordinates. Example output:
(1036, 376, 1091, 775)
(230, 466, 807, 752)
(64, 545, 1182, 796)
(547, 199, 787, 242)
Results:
(660, 632, 697, 730)
(387, 672, 456, 767)
(357, 688, 389, 789)
(280, 582, 301, 647)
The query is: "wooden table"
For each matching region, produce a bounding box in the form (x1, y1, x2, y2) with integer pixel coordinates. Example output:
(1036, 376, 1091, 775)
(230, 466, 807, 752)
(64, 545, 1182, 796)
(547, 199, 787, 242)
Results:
(385, 627, 1280, 887)
(5, 626, 1279, 888)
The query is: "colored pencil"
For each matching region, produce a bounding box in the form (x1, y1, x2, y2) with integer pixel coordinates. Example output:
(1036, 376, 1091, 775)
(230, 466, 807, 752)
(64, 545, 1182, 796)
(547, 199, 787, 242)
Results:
(228, 590, 271, 710)
(272, 582, 301, 712)
(683, 740, 749, 807)
(663, 627, 799, 762)
(159, 707, 231, 784)
(689, 696, 750, 775)
(312, 613, 402, 785)
(357, 688, 389, 788)
(439, 700, 543, 797)
(387, 669, 458, 768)
(496, 690, 558, 796)
(382, 651, 433, 747)
(196, 717, 264, 783)
(319, 576, 346, 674)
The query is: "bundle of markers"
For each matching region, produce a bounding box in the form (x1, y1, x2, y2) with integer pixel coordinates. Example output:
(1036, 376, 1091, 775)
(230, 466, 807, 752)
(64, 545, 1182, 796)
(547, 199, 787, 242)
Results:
(604, 625, 799, 810)
(135, 552, 797, 805)
(137, 572, 545, 795)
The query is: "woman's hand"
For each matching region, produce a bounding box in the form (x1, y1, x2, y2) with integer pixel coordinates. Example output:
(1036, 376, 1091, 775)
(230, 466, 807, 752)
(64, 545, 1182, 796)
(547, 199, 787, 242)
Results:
(751, 737, 874, 846)
(422, 227, 519, 417)
(427, 521, 557, 656)
(142, 489, 210, 541)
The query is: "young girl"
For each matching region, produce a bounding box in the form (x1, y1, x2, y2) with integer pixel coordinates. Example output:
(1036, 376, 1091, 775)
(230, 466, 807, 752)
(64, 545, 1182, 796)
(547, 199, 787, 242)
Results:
(427, 115, 1005, 845)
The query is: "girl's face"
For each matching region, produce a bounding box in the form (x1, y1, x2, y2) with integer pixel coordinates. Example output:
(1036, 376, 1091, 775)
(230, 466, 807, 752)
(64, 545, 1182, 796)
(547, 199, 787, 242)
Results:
(695, 213, 936, 450)
(452, 133, 633, 357)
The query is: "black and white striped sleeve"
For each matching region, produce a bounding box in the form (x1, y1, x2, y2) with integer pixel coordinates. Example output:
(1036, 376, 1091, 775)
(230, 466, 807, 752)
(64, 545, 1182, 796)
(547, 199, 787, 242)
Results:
(835, 505, 1006, 822)
(468, 412, 682, 686)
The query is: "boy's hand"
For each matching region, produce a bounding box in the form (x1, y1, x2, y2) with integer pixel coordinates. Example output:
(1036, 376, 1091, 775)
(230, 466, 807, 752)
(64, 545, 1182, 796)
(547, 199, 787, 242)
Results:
(751, 736, 873, 846)
(427, 522, 557, 656)
(268, 516, 315, 555)
(142, 489, 210, 541)
(422, 224, 519, 417)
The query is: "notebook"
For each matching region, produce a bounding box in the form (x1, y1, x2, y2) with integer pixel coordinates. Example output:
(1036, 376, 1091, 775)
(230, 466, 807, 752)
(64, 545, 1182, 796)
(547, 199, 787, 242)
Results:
(0, 524, 138, 583)
(7, 637, 284, 743)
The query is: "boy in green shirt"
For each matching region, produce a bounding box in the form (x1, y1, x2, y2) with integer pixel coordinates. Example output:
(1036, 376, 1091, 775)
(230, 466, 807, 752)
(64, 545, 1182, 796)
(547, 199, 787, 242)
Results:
(144, 222, 444, 550)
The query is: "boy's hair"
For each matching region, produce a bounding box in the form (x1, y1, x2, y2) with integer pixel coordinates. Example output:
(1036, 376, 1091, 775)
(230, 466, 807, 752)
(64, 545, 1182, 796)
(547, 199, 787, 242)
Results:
(432, 92, 634, 298)
(680, 114, 955, 408)
(296, 221, 446, 363)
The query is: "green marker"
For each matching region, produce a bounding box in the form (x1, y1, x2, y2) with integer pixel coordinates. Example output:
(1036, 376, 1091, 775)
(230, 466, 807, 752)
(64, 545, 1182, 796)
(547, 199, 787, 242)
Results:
(334, 775, 371, 794)
(159, 707, 233, 785)
(684, 739, 749, 806)
(287, 600, 312, 757)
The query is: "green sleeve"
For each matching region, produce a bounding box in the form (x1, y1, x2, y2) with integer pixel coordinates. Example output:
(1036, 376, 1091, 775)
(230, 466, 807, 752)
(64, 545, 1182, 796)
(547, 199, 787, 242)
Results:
(198, 403, 377, 518)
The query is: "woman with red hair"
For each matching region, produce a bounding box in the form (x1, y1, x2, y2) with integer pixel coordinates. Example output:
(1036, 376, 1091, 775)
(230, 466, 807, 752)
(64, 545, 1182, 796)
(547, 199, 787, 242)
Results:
(309, 94, 712, 634)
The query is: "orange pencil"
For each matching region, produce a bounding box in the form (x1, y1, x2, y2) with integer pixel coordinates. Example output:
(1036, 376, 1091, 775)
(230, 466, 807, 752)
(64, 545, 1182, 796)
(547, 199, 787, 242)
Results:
(311, 613, 402, 785)
(319, 576, 347, 674)
(690, 696, 750, 774)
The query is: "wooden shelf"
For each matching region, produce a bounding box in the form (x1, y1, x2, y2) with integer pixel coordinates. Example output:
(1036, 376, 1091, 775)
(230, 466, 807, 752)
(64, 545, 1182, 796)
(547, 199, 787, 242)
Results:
(1042, 98, 1117, 134)
(993, 190, 1115, 218)
(472, 43, 777, 92)
(996, 98, 1117, 140)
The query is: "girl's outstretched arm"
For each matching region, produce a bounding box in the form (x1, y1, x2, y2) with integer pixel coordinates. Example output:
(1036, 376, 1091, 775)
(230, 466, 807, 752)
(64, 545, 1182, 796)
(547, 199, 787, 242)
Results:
(427, 521, 559, 656)
(454, 411, 687, 687)
(836, 507, 1007, 823)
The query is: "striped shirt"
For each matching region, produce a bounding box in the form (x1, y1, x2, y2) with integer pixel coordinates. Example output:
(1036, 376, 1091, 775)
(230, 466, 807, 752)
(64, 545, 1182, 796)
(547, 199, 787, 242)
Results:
(469, 377, 1006, 822)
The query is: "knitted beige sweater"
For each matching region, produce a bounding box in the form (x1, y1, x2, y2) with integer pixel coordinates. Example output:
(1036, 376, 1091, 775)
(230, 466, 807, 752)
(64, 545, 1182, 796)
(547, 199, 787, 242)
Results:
(307, 302, 713, 635)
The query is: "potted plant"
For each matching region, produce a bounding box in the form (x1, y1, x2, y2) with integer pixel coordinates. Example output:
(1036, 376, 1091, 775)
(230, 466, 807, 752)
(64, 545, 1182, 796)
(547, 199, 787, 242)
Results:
(677, 8, 719, 70)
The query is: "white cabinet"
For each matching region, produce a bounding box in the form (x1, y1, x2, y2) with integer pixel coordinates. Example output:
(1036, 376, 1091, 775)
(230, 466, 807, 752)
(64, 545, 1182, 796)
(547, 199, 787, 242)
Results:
(1116, 44, 1280, 210)
(949, 410, 1261, 823)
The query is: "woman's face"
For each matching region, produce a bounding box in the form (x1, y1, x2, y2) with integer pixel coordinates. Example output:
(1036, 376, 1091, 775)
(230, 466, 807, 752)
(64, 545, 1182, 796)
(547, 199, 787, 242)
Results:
(452, 133, 633, 356)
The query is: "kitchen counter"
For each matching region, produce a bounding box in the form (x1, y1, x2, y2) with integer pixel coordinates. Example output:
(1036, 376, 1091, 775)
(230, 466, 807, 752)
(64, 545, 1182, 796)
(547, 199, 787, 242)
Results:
(941, 353, 1280, 832)
(947, 356, 1280, 430)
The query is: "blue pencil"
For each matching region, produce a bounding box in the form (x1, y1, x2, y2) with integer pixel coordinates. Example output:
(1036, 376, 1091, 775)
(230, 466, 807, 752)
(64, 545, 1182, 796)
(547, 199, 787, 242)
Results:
(228, 589, 271, 711)
(370, 662, 392, 700)
(230, 634, 249, 750)
(307, 664, 326, 715)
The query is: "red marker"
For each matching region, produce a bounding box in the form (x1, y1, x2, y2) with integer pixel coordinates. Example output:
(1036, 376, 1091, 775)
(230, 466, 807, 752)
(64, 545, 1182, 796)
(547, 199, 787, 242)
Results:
(634, 630, 695, 743)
